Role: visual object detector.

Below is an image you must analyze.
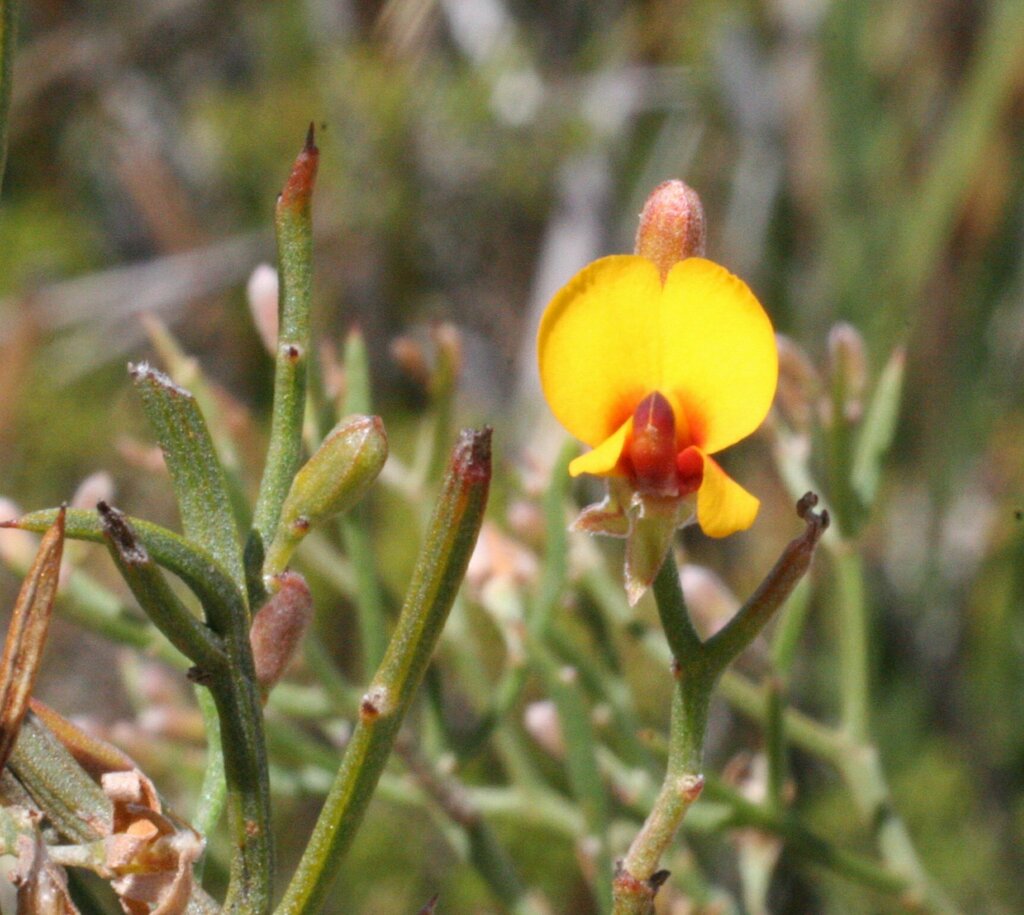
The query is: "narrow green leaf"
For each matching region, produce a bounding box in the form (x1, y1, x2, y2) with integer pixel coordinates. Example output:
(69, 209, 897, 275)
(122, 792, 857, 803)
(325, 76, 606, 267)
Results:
(130, 362, 246, 593)
(97, 502, 226, 671)
(850, 347, 906, 509)
(275, 428, 491, 915)
(7, 713, 112, 844)
(339, 328, 391, 674)
(8, 508, 243, 630)
(704, 494, 829, 678)
(249, 126, 319, 597)
(142, 313, 252, 528)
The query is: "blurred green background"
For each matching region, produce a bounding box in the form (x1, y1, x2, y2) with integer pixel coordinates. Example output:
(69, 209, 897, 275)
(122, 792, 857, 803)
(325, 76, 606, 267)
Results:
(1, 0, 1023, 912)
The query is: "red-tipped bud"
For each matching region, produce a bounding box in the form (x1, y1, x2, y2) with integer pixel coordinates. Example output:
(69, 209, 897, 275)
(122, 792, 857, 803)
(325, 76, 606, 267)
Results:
(627, 392, 678, 496)
(635, 180, 707, 281)
(277, 123, 319, 213)
(250, 571, 313, 691)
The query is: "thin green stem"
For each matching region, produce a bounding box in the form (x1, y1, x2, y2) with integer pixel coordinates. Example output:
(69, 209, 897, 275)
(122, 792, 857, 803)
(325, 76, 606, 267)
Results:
(249, 126, 319, 602)
(834, 544, 869, 742)
(612, 556, 712, 915)
(193, 686, 227, 850)
(699, 778, 908, 896)
(718, 670, 842, 763)
(342, 512, 389, 674)
(97, 503, 226, 672)
(533, 640, 612, 914)
(613, 671, 710, 915)
(764, 677, 786, 814)
(274, 429, 491, 915)
(95, 503, 271, 913)
(650, 555, 703, 668)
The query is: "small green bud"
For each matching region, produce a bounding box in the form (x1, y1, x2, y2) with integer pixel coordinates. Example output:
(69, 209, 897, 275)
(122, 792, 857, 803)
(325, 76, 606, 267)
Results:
(264, 415, 388, 578)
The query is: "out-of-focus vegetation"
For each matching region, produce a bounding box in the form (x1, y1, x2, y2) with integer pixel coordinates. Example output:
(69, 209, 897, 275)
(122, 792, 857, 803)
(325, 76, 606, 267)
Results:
(1, 0, 1023, 913)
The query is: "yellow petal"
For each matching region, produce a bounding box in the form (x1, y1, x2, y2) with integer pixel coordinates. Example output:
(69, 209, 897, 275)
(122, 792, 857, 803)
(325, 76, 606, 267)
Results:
(696, 453, 759, 537)
(568, 418, 632, 477)
(659, 258, 777, 454)
(538, 256, 663, 447)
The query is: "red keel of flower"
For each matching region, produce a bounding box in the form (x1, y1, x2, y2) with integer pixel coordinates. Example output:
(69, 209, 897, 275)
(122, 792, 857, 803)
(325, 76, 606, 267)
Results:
(626, 392, 706, 498)
(676, 446, 704, 496)
(625, 392, 676, 496)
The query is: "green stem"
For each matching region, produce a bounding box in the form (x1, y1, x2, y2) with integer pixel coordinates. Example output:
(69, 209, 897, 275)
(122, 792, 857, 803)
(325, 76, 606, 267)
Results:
(395, 737, 541, 915)
(533, 640, 613, 913)
(611, 555, 711, 915)
(96, 503, 272, 913)
(764, 677, 786, 813)
(613, 671, 710, 915)
(699, 778, 908, 896)
(249, 126, 319, 603)
(837, 745, 960, 913)
(334, 334, 387, 673)
(274, 429, 491, 915)
(342, 511, 389, 674)
(97, 503, 226, 671)
(193, 686, 227, 854)
(834, 543, 869, 742)
(650, 555, 703, 668)
(0, 0, 16, 197)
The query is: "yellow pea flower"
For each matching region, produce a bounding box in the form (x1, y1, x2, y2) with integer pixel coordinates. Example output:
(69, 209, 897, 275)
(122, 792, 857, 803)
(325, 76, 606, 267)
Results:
(538, 254, 777, 538)
(538, 239, 777, 604)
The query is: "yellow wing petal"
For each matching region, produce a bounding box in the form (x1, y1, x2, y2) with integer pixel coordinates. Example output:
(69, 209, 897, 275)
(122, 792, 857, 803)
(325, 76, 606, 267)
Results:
(659, 258, 777, 454)
(695, 452, 759, 537)
(568, 417, 632, 478)
(538, 256, 663, 448)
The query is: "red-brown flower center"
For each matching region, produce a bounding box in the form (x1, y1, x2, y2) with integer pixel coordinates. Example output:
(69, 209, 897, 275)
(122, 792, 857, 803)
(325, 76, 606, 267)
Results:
(625, 392, 704, 497)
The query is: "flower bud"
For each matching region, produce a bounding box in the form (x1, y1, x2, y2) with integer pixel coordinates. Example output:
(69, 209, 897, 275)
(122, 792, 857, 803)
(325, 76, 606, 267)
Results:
(264, 415, 388, 577)
(390, 336, 430, 387)
(71, 471, 115, 510)
(429, 321, 462, 395)
(250, 571, 314, 691)
(247, 263, 280, 354)
(523, 700, 565, 759)
(634, 180, 707, 281)
(826, 322, 867, 423)
(775, 334, 821, 430)
(0, 498, 36, 570)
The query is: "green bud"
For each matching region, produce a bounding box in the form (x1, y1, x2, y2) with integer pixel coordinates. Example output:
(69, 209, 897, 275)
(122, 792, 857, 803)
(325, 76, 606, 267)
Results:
(264, 415, 388, 579)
